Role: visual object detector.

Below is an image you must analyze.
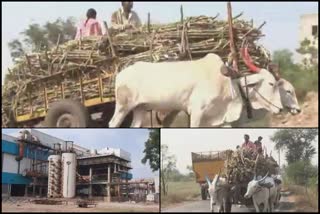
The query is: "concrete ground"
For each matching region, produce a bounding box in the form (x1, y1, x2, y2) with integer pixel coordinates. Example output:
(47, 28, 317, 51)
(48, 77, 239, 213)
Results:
(2, 199, 159, 212)
(162, 192, 297, 212)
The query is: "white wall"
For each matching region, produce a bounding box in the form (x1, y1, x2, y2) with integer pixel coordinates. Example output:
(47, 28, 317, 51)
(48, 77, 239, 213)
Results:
(2, 153, 18, 174)
(19, 158, 32, 174)
(2, 134, 17, 143)
(154, 176, 159, 194)
(298, 14, 318, 64)
(98, 148, 131, 161)
(299, 14, 318, 43)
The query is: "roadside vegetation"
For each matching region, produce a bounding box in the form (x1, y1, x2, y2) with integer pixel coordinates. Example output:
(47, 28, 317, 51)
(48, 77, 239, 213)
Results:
(272, 129, 318, 212)
(161, 144, 199, 208)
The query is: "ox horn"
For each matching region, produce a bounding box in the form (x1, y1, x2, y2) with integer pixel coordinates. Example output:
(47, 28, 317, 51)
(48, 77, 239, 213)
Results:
(241, 40, 261, 73)
(258, 171, 269, 183)
(268, 63, 281, 81)
(217, 169, 221, 181)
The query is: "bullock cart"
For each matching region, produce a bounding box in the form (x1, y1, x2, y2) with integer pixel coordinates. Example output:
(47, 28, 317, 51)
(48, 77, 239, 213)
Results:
(2, 4, 270, 127)
(192, 148, 280, 210)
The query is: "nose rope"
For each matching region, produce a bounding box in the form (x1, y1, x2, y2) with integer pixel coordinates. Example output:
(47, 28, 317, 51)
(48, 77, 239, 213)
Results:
(252, 88, 282, 110)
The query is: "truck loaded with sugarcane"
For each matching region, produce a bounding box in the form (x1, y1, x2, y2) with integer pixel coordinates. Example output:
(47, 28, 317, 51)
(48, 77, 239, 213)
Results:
(2, 3, 300, 128)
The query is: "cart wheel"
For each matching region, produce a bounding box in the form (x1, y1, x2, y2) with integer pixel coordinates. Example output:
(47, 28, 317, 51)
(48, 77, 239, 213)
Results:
(44, 100, 90, 127)
(201, 186, 207, 200)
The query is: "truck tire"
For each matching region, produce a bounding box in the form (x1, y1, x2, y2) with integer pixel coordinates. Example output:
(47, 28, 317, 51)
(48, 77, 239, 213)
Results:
(44, 100, 90, 127)
(201, 186, 207, 200)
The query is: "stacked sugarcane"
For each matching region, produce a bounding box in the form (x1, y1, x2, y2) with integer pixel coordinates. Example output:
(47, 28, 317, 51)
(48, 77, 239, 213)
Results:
(222, 148, 279, 185)
(2, 13, 271, 127)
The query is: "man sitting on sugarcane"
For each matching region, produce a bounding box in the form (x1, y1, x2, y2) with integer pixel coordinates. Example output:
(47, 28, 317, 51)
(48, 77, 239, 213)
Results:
(254, 136, 263, 155)
(241, 134, 255, 152)
(111, 1, 142, 31)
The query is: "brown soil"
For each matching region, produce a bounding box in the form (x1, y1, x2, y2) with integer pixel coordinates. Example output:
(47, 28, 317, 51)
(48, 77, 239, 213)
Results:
(2, 201, 159, 212)
(271, 92, 318, 127)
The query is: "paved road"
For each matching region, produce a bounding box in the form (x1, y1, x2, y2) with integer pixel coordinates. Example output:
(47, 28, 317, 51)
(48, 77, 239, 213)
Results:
(162, 192, 295, 212)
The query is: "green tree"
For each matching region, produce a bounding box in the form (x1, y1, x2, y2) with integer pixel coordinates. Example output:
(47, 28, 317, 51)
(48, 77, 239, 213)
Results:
(22, 23, 48, 51)
(272, 49, 295, 70)
(161, 144, 176, 196)
(285, 161, 318, 185)
(296, 38, 318, 66)
(7, 39, 25, 61)
(7, 17, 77, 62)
(271, 129, 318, 164)
(186, 165, 195, 178)
(141, 129, 160, 172)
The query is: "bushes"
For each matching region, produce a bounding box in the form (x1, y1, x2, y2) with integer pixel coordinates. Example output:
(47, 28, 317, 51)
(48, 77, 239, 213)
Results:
(280, 65, 318, 101)
(272, 49, 318, 101)
(284, 161, 318, 185)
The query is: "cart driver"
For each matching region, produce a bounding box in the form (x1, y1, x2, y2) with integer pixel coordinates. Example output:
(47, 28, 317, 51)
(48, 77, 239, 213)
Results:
(111, 1, 142, 31)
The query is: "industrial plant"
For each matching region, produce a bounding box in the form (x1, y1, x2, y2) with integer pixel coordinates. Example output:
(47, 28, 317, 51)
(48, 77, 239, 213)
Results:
(2, 129, 159, 208)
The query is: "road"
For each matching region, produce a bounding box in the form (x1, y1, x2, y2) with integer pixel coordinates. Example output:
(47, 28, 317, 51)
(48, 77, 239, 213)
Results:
(162, 192, 295, 212)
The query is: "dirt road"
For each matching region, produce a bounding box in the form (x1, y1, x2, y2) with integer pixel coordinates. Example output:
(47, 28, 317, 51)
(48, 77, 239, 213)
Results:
(162, 192, 296, 212)
(2, 200, 159, 212)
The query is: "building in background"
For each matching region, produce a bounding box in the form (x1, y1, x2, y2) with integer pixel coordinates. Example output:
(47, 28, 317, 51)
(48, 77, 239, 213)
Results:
(298, 13, 318, 65)
(2, 129, 158, 203)
(2, 129, 133, 201)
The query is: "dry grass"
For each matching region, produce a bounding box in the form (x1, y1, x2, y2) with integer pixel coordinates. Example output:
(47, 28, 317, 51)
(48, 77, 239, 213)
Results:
(161, 181, 200, 208)
(284, 184, 318, 212)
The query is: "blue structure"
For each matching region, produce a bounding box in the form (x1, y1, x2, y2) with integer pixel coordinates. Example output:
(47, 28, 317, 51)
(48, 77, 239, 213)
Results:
(2, 135, 51, 197)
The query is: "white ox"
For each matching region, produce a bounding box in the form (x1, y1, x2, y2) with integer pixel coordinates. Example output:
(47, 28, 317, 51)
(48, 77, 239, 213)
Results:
(205, 173, 234, 212)
(244, 172, 278, 212)
(109, 53, 284, 127)
(272, 174, 282, 207)
(153, 78, 300, 127)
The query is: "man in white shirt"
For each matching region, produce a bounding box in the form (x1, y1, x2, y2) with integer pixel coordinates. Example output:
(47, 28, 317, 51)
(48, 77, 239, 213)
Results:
(111, 1, 142, 31)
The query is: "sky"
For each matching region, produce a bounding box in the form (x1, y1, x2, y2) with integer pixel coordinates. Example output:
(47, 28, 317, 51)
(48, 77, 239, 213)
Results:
(2, 128, 159, 179)
(1, 1, 318, 84)
(161, 128, 319, 174)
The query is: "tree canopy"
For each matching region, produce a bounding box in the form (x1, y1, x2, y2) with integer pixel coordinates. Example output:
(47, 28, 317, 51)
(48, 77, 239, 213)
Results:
(270, 129, 318, 164)
(141, 129, 160, 172)
(8, 17, 77, 61)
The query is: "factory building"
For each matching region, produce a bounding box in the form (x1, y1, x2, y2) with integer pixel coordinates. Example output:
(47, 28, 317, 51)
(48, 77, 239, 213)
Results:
(298, 13, 318, 65)
(1, 129, 140, 201)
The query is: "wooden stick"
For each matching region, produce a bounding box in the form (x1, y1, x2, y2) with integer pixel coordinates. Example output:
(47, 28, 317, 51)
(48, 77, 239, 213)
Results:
(233, 12, 244, 20)
(227, 2, 239, 72)
(55, 34, 61, 53)
(242, 21, 266, 39)
(25, 54, 32, 73)
(103, 21, 117, 57)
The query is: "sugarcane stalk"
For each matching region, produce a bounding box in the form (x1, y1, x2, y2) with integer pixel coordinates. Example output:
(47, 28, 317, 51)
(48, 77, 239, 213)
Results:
(227, 2, 239, 72)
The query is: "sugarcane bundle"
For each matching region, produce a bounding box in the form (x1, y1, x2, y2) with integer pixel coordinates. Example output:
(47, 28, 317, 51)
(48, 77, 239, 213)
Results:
(223, 148, 278, 184)
(2, 14, 271, 127)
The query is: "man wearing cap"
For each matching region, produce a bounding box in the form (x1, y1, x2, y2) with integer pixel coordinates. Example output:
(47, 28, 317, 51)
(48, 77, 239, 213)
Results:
(254, 136, 263, 155)
(241, 134, 255, 151)
(111, 1, 142, 31)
